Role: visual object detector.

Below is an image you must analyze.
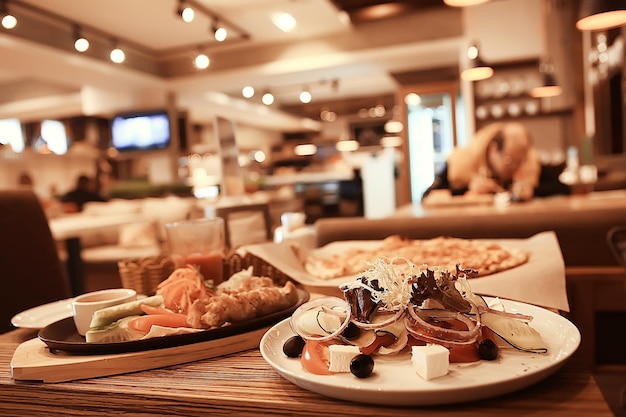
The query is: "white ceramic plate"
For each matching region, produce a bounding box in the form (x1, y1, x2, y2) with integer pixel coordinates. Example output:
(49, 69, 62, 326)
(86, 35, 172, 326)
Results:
(260, 298, 581, 406)
(11, 298, 74, 329)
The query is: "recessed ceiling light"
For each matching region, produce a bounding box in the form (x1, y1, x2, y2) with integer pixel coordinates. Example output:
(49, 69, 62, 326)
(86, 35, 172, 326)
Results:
(262, 92, 275, 105)
(110, 45, 125, 64)
(299, 89, 311, 104)
(242, 86, 255, 98)
(194, 53, 210, 69)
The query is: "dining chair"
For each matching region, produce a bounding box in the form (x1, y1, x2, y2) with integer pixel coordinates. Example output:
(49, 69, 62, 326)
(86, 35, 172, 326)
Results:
(607, 225, 626, 269)
(0, 190, 72, 333)
(215, 202, 273, 249)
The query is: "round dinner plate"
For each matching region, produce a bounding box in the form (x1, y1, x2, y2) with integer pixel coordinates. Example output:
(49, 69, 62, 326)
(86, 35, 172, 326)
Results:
(260, 298, 581, 406)
(11, 298, 74, 329)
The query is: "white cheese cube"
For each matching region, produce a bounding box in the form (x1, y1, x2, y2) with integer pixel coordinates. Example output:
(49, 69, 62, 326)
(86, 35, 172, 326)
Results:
(411, 344, 449, 380)
(328, 344, 361, 372)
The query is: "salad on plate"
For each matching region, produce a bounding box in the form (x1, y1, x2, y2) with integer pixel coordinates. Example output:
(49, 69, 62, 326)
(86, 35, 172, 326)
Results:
(283, 257, 548, 380)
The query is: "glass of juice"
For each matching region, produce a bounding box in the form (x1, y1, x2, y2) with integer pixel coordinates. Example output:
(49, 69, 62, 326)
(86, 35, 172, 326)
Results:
(165, 217, 225, 284)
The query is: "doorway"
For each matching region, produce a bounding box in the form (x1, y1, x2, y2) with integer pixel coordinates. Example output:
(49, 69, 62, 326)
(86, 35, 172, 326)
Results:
(398, 81, 464, 204)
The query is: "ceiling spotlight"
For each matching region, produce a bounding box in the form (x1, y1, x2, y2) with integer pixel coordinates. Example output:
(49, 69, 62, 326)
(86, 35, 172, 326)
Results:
(461, 42, 493, 81)
(299, 88, 312, 104)
(73, 25, 89, 52)
(271, 12, 296, 32)
(110, 41, 125, 64)
(242, 86, 255, 98)
(194, 52, 210, 69)
(212, 20, 228, 42)
(177, 0, 195, 23)
(1, 1, 17, 29)
(262, 91, 274, 105)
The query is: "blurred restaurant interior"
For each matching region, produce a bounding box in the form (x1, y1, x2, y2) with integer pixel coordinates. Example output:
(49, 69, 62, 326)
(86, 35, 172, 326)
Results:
(1, 0, 625, 213)
(1, 0, 626, 414)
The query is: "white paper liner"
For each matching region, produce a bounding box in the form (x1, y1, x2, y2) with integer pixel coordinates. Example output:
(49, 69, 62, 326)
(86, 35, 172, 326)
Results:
(242, 231, 569, 312)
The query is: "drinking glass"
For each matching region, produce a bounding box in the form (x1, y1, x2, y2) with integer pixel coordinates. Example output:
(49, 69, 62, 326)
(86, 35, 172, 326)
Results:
(165, 217, 226, 284)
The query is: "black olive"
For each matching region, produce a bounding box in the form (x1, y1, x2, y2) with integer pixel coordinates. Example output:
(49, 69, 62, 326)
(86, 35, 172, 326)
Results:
(341, 322, 360, 340)
(478, 339, 499, 361)
(350, 354, 374, 378)
(283, 335, 305, 358)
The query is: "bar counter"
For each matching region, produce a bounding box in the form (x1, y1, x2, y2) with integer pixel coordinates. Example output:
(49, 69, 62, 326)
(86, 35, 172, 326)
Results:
(0, 328, 614, 416)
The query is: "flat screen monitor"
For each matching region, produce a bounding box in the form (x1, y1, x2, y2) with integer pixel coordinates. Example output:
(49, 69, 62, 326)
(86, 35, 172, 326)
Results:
(111, 110, 171, 153)
(0, 118, 25, 152)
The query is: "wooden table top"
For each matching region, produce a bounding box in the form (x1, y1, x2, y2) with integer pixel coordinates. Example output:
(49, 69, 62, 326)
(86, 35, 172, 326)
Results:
(0, 327, 614, 417)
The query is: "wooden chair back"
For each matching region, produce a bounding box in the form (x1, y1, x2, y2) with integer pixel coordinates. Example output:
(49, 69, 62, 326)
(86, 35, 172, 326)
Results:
(0, 190, 72, 333)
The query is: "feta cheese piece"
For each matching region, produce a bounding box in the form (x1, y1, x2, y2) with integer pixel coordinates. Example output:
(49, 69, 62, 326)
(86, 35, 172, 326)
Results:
(328, 344, 361, 372)
(411, 344, 449, 380)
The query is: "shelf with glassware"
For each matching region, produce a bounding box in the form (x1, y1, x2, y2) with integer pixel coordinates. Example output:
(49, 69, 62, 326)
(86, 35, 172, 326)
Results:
(472, 59, 571, 129)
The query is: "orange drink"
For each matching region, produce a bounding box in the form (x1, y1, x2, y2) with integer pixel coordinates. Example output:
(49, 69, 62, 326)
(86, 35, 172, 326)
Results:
(165, 218, 226, 285)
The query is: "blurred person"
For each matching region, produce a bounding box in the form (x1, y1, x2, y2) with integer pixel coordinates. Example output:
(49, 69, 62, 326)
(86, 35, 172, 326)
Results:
(60, 174, 107, 212)
(423, 122, 541, 201)
(17, 172, 34, 189)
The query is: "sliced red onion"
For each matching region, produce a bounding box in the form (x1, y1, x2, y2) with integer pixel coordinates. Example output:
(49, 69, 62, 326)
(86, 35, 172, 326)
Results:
(351, 307, 406, 330)
(289, 296, 351, 341)
(404, 316, 479, 347)
(406, 306, 481, 342)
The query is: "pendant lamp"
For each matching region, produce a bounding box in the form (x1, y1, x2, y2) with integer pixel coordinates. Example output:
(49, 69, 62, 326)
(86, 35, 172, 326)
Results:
(529, 71, 562, 98)
(444, 0, 490, 6)
(576, 0, 626, 31)
(461, 43, 493, 81)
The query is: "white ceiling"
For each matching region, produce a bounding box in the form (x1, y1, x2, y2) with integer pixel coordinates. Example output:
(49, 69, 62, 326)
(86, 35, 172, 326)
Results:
(0, 0, 465, 130)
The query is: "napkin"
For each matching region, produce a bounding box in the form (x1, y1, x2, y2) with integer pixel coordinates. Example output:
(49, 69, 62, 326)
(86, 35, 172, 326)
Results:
(242, 231, 569, 312)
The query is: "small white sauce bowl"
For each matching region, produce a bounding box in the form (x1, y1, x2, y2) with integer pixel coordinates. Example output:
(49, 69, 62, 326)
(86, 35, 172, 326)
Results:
(72, 288, 136, 336)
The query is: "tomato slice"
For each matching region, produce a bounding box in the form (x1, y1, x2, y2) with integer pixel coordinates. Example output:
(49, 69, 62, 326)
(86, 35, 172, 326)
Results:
(301, 340, 336, 375)
(448, 344, 480, 363)
(128, 314, 189, 334)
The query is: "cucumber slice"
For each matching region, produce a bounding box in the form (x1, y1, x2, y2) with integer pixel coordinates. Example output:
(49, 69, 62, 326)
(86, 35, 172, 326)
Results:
(481, 312, 548, 354)
(316, 310, 342, 334)
(296, 309, 341, 336)
(89, 295, 164, 328)
(85, 316, 144, 343)
(466, 293, 488, 308)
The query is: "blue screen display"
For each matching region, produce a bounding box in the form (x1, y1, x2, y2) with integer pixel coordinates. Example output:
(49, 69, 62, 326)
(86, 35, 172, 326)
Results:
(111, 110, 171, 152)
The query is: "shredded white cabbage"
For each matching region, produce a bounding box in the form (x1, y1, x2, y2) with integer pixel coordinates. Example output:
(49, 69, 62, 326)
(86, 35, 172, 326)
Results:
(341, 258, 477, 312)
(342, 257, 415, 311)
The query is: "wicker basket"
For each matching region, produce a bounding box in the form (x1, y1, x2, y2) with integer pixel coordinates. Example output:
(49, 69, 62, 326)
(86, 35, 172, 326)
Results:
(223, 252, 290, 286)
(118, 252, 291, 295)
(118, 255, 176, 295)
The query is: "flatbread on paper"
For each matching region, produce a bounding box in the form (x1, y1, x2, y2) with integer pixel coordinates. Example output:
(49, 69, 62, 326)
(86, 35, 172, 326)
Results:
(304, 235, 529, 280)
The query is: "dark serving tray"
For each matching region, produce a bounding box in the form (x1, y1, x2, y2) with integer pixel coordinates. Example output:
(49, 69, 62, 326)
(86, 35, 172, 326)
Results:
(38, 287, 308, 355)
